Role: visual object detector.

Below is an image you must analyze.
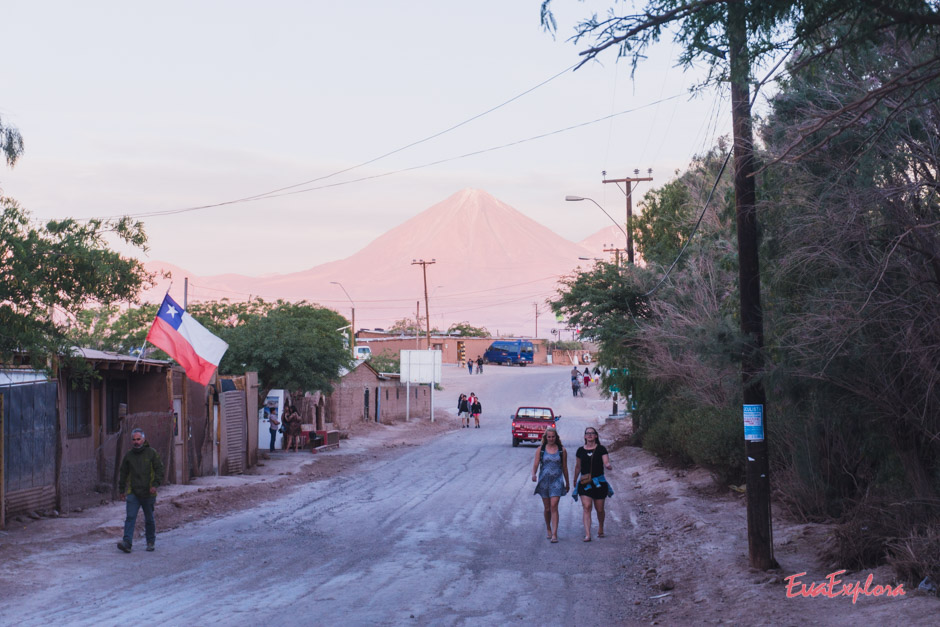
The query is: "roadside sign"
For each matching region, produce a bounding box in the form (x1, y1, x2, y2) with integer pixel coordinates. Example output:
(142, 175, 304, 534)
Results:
(400, 350, 442, 384)
(743, 404, 764, 441)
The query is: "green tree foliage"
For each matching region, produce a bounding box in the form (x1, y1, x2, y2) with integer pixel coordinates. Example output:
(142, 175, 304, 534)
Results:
(0, 115, 24, 167)
(445, 321, 489, 337)
(368, 352, 400, 374)
(761, 28, 940, 505)
(0, 197, 151, 371)
(218, 301, 351, 401)
(67, 303, 159, 355)
(387, 317, 439, 336)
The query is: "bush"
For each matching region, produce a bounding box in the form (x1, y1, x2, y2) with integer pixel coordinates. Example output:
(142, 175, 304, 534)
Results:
(640, 400, 744, 483)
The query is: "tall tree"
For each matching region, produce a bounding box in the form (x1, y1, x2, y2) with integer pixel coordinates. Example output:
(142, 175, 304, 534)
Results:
(218, 301, 351, 402)
(0, 197, 151, 371)
(541, 0, 940, 569)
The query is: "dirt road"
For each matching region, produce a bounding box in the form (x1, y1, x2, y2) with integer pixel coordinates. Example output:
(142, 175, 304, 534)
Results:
(1, 365, 653, 625)
(2, 364, 934, 625)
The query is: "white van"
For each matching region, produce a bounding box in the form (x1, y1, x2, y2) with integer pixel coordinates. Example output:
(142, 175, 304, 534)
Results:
(354, 346, 372, 361)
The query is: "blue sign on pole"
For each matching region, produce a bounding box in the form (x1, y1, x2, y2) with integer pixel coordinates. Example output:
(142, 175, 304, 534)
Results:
(743, 404, 764, 441)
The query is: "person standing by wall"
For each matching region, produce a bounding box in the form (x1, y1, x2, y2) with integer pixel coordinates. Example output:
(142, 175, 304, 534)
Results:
(476, 356, 483, 374)
(268, 409, 280, 452)
(284, 405, 302, 452)
(467, 358, 474, 374)
(117, 428, 165, 553)
(531, 427, 569, 543)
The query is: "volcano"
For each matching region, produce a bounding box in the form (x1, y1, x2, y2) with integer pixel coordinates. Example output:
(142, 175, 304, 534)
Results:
(144, 189, 595, 335)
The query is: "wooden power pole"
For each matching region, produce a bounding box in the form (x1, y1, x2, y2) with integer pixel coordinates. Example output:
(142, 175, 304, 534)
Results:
(729, 2, 775, 570)
(412, 259, 436, 350)
(602, 172, 653, 264)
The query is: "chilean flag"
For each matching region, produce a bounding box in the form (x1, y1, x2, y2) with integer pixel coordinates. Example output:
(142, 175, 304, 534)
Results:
(146, 294, 229, 386)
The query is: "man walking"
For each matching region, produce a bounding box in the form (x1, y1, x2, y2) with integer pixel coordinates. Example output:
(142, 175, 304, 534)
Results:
(117, 428, 165, 553)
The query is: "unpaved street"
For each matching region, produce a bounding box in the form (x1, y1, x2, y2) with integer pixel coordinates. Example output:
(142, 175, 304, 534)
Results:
(1, 365, 652, 625)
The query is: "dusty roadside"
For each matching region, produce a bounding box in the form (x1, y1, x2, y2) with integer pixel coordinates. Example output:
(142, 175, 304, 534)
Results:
(2, 409, 935, 624)
(0, 413, 459, 561)
(598, 419, 937, 625)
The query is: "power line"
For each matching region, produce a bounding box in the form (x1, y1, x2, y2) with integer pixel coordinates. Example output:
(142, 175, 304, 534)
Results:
(93, 92, 687, 220)
(88, 63, 577, 221)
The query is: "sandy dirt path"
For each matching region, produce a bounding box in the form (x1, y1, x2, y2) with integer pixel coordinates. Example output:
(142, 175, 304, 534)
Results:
(0, 365, 655, 625)
(2, 364, 934, 625)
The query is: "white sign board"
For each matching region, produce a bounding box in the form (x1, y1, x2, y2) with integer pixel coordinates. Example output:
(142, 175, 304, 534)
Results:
(400, 350, 442, 384)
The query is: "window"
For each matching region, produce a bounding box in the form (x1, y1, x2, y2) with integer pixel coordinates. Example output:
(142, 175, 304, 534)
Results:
(67, 382, 91, 437)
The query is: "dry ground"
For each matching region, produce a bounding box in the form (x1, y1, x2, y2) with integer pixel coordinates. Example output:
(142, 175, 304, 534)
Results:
(1, 411, 935, 625)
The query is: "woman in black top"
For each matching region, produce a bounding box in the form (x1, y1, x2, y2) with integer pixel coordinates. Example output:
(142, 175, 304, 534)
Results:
(470, 395, 482, 428)
(573, 427, 612, 541)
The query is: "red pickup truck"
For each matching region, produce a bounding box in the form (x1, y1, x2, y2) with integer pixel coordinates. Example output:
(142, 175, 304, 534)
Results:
(511, 406, 560, 447)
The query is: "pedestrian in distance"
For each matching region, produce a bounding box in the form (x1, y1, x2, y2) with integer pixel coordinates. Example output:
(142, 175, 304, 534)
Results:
(573, 427, 613, 542)
(571, 377, 582, 397)
(531, 427, 569, 543)
(117, 428, 165, 553)
(570, 366, 580, 383)
(467, 358, 474, 374)
(476, 356, 483, 374)
(284, 405, 303, 452)
(267, 409, 280, 452)
(583, 367, 591, 388)
(458, 393, 471, 428)
(470, 393, 482, 428)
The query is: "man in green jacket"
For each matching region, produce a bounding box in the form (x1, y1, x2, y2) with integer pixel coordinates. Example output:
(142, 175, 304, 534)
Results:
(117, 428, 165, 553)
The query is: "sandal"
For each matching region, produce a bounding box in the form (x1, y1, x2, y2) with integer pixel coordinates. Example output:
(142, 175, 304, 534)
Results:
(583, 537, 592, 542)
(597, 532, 606, 538)
(550, 537, 558, 543)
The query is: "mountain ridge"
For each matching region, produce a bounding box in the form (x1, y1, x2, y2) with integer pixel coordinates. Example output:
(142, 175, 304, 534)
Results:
(143, 189, 608, 334)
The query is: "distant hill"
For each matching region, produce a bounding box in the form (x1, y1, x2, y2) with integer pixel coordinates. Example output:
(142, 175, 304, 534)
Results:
(143, 189, 597, 335)
(578, 225, 629, 263)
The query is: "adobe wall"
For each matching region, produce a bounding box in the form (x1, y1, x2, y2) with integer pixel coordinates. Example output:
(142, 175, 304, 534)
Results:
(329, 364, 430, 429)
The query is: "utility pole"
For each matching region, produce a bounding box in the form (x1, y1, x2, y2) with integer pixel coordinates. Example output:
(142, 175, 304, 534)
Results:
(602, 245, 625, 266)
(729, 2, 775, 570)
(533, 303, 540, 338)
(602, 171, 653, 264)
(415, 301, 420, 349)
(412, 259, 436, 350)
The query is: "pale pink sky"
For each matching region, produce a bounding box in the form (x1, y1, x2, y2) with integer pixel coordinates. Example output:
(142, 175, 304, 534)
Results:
(1, 1, 731, 278)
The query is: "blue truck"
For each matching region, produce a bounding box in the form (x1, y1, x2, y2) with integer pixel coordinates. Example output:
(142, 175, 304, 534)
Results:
(483, 340, 535, 366)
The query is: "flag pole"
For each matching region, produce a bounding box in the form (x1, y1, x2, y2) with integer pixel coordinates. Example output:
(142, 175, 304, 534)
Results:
(134, 284, 173, 372)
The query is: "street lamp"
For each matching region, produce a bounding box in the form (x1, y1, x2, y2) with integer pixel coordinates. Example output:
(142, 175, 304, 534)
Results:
(566, 195, 630, 257)
(330, 281, 355, 358)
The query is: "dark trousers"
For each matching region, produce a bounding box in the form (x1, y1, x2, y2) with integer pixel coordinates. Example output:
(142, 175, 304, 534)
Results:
(269, 429, 277, 451)
(123, 493, 156, 546)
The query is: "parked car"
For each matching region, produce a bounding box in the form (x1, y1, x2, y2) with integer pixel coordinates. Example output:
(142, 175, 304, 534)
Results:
(511, 406, 560, 447)
(354, 345, 372, 361)
(484, 340, 534, 366)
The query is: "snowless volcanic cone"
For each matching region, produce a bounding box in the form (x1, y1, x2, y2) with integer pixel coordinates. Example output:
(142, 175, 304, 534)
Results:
(144, 189, 593, 335)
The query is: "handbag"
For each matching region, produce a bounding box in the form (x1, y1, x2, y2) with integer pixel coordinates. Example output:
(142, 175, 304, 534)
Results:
(579, 473, 592, 485)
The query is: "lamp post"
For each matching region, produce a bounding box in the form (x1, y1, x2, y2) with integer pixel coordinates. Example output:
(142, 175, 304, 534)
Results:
(330, 281, 355, 358)
(566, 195, 629, 264)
